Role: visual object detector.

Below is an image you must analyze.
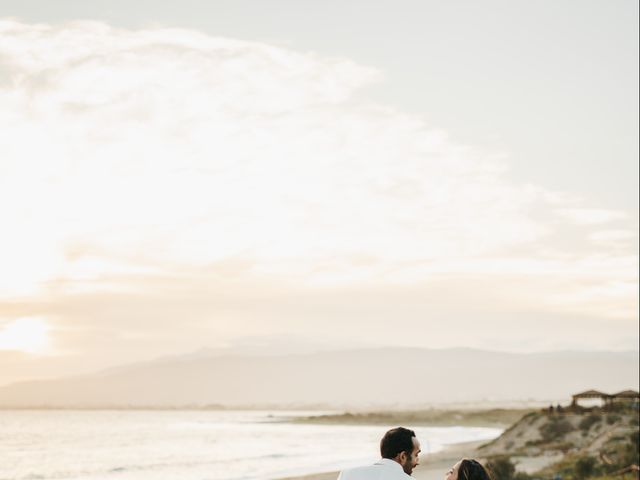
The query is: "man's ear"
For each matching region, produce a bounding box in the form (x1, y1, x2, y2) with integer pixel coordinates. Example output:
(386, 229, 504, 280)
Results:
(395, 451, 407, 464)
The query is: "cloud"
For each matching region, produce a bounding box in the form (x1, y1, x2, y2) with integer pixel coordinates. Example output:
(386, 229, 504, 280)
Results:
(0, 19, 636, 364)
(0, 20, 547, 287)
(556, 208, 628, 225)
(589, 229, 637, 244)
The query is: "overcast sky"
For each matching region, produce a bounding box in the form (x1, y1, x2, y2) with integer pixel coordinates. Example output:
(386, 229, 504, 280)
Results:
(0, 1, 638, 385)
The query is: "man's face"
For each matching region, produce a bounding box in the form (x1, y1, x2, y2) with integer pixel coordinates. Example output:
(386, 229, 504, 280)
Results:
(401, 437, 421, 475)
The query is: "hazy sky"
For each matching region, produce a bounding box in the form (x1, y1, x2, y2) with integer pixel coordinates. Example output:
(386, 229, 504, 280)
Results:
(0, 1, 638, 385)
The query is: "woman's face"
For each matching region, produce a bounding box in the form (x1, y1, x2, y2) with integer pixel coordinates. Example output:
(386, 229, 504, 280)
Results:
(445, 460, 463, 480)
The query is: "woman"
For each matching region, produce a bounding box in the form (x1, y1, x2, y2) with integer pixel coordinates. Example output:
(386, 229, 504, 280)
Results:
(445, 459, 492, 480)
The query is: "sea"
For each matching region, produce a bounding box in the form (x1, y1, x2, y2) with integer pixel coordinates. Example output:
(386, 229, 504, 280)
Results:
(0, 410, 502, 480)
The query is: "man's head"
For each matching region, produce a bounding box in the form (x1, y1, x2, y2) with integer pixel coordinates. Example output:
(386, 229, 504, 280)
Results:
(380, 427, 421, 475)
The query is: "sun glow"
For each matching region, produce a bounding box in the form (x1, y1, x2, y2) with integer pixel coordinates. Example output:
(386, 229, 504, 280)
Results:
(0, 317, 51, 354)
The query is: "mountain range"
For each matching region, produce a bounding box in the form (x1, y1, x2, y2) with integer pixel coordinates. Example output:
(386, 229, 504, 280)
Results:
(0, 348, 637, 408)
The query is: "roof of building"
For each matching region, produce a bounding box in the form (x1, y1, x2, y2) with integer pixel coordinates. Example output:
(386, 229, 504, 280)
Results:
(572, 389, 609, 398)
(611, 390, 640, 398)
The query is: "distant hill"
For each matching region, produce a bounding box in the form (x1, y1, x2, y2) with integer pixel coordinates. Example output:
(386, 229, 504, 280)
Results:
(0, 348, 637, 408)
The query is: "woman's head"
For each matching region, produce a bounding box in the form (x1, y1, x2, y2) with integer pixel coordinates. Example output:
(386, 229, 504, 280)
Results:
(445, 459, 491, 480)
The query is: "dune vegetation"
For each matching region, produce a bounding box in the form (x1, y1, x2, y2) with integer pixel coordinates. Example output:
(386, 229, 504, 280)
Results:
(293, 408, 533, 428)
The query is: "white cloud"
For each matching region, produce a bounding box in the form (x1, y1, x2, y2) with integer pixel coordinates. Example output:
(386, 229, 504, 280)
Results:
(589, 229, 637, 243)
(0, 20, 548, 288)
(0, 20, 636, 360)
(556, 208, 628, 225)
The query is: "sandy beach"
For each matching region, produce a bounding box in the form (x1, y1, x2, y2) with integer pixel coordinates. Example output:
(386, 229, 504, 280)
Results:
(277, 440, 484, 480)
(275, 437, 564, 480)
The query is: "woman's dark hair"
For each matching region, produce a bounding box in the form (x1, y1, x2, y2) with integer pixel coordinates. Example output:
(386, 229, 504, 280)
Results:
(458, 459, 492, 480)
(380, 427, 416, 459)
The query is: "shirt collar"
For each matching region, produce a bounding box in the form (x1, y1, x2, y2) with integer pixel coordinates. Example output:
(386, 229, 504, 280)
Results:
(376, 458, 405, 471)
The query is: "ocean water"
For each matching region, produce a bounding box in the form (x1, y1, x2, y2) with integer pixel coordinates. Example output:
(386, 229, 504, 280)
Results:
(0, 410, 502, 480)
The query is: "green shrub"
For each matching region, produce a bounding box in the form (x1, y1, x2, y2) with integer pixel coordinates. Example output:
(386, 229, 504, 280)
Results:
(541, 417, 575, 442)
(579, 414, 600, 432)
(621, 430, 640, 467)
(605, 414, 621, 425)
(487, 456, 516, 480)
(513, 472, 531, 480)
(574, 456, 597, 478)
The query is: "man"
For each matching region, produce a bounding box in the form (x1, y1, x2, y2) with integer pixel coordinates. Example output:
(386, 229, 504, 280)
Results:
(338, 427, 421, 479)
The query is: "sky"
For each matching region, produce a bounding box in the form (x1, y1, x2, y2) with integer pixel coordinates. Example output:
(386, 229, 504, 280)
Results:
(0, 0, 638, 386)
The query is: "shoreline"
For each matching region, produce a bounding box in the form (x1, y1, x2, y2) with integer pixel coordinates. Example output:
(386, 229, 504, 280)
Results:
(275, 439, 485, 480)
(289, 408, 532, 429)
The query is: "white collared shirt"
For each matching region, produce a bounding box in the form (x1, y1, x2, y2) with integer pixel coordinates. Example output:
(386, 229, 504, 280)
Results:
(337, 458, 413, 480)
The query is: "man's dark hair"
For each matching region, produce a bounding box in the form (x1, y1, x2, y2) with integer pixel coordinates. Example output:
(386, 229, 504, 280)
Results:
(380, 427, 416, 459)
